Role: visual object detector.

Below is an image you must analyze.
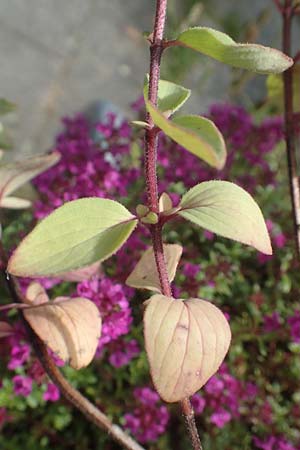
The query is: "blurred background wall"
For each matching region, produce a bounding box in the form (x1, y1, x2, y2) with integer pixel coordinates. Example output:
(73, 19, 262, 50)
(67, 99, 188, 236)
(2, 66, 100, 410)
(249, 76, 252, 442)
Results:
(0, 0, 299, 156)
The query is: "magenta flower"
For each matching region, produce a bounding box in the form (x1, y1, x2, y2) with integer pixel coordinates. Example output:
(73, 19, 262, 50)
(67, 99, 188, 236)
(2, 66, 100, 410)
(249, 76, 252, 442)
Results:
(254, 435, 297, 450)
(109, 339, 140, 368)
(77, 277, 133, 352)
(263, 312, 281, 333)
(273, 233, 287, 248)
(8, 343, 31, 370)
(43, 383, 60, 402)
(287, 311, 300, 343)
(12, 375, 33, 397)
(191, 394, 206, 414)
(124, 387, 169, 443)
(210, 408, 231, 428)
(182, 262, 201, 278)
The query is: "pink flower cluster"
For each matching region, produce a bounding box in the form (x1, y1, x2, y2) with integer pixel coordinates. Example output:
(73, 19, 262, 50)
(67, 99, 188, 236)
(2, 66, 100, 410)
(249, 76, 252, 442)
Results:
(77, 277, 133, 353)
(124, 387, 169, 443)
(33, 114, 138, 219)
(198, 364, 259, 429)
(287, 311, 300, 343)
(254, 435, 300, 450)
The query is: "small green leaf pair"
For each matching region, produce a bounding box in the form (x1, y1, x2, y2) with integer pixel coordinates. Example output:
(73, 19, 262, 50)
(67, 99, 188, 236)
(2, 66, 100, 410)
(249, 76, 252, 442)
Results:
(144, 77, 226, 169)
(143, 26, 293, 171)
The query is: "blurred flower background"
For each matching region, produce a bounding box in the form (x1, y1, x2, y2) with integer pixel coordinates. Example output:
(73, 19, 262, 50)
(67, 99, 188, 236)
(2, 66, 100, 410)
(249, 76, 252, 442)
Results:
(1, 1, 300, 449)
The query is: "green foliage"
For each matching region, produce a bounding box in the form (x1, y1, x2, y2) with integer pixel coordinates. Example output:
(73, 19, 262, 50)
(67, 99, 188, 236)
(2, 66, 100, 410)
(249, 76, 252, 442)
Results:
(267, 64, 300, 112)
(177, 180, 272, 255)
(8, 198, 138, 277)
(144, 77, 191, 116)
(175, 27, 293, 73)
(145, 100, 226, 169)
(0, 99, 16, 116)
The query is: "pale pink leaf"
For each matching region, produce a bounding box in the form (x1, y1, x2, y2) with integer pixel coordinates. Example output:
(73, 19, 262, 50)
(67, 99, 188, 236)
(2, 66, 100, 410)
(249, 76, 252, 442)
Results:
(24, 297, 101, 369)
(126, 244, 183, 292)
(26, 282, 49, 305)
(144, 294, 231, 402)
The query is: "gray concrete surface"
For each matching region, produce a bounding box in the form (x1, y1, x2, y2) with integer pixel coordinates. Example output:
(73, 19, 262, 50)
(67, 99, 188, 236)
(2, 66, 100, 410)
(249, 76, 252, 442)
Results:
(1, 0, 299, 158)
(0, 0, 152, 155)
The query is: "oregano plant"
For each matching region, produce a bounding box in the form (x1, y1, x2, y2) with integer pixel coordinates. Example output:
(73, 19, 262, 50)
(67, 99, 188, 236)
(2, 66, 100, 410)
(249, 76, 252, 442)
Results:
(0, 1, 294, 449)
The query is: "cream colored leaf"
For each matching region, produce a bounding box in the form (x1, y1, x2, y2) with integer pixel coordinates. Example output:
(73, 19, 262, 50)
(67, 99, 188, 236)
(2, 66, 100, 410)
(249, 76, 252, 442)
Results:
(0, 152, 60, 201)
(159, 193, 173, 213)
(144, 294, 231, 402)
(26, 282, 49, 305)
(24, 297, 101, 369)
(0, 196, 32, 209)
(126, 244, 183, 292)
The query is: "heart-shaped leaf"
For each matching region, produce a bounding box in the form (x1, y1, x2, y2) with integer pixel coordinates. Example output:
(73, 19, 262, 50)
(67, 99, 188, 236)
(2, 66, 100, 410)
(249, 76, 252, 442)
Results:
(145, 100, 226, 169)
(176, 27, 293, 74)
(0, 152, 60, 208)
(8, 198, 138, 277)
(144, 77, 191, 116)
(144, 294, 231, 402)
(24, 296, 101, 369)
(126, 244, 183, 292)
(178, 180, 272, 255)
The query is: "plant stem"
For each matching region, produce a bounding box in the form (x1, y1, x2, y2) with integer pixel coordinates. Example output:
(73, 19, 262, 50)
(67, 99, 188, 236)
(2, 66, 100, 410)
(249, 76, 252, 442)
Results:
(181, 398, 203, 450)
(144, 1, 203, 449)
(0, 242, 145, 450)
(281, 0, 300, 260)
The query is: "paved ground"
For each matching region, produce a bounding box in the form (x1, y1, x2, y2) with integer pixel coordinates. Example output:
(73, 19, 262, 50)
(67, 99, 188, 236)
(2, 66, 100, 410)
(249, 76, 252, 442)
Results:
(0, 0, 152, 155)
(0, 0, 299, 158)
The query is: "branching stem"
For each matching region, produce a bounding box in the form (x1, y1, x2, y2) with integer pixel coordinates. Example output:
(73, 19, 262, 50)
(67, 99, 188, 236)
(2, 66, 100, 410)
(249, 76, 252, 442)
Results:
(0, 242, 145, 450)
(281, 0, 300, 260)
(144, 1, 203, 449)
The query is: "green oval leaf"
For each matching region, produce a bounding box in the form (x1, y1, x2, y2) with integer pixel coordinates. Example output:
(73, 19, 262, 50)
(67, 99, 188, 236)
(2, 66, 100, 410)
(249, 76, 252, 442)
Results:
(144, 77, 191, 116)
(176, 27, 293, 74)
(178, 180, 272, 254)
(8, 198, 138, 277)
(145, 100, 226, 169)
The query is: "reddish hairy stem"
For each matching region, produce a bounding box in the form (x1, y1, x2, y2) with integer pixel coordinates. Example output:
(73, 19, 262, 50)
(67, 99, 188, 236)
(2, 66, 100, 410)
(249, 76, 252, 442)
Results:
(144, 1, 203, 449)
(281, 0, 300, 260)
(0, 242, 145, 450)
(182, 398, 203, 450)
